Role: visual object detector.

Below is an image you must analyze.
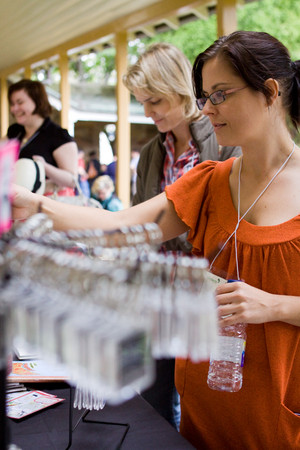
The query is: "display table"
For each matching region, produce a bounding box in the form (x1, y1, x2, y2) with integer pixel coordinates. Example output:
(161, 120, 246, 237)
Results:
(7, 383, 195, 449)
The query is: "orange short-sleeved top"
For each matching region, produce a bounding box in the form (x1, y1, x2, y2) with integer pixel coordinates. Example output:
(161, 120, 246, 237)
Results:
(165, 158, 300, 449)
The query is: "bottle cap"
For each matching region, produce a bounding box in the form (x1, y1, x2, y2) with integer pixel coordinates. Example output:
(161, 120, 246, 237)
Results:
(227, 279, 243, 283)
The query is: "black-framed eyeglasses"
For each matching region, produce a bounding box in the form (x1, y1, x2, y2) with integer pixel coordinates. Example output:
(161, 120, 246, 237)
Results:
(196, 86, 248, 110)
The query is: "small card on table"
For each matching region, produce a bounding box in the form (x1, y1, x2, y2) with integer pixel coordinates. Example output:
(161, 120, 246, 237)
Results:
(6, 390, 65, 419)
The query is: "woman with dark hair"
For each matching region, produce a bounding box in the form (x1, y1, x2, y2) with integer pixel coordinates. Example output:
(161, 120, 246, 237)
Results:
(12, 31, 300, 448)
(8, 79, 78, 195)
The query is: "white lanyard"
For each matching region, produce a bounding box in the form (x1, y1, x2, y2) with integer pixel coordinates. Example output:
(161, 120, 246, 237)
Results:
(209, 141, 296, 279)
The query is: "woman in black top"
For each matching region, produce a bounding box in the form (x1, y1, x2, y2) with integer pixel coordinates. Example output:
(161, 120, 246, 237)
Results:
(7, 79, 78, 195)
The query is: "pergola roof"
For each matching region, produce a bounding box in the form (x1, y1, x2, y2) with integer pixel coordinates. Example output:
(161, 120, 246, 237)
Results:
(0, 0, 254, 76)
(0, 0, 255, 207)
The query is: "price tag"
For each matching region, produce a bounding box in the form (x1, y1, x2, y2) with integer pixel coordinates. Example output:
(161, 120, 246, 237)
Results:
(204, 271, 227, 289)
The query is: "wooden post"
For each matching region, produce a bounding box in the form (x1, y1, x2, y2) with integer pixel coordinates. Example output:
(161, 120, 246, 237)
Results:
(59, 52, 70, 130)
(0, 77, 9, 138)
(115, 31, 131, 208)
(24, 66, 32, 79)
(217, 0, 238, 37)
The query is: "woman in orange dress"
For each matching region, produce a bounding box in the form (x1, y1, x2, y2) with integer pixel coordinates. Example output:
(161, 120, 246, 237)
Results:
(12, 31, 300, 449)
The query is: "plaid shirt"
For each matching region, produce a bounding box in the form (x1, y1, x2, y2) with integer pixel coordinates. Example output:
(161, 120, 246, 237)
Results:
(161, 131, 199, 191)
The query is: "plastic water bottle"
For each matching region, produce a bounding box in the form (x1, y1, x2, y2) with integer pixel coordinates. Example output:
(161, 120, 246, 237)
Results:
(207, 280, 246, 392)
(207, 322, 246, 392)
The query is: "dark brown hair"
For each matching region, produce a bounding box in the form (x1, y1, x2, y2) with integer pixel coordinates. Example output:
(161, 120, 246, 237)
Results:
(8, 79, 52, 118)
(193, 31, 300, 130)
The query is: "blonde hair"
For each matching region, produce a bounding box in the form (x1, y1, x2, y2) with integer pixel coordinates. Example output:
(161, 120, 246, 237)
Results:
(123, 42, 201, 122)
(91, 175, 115, 196)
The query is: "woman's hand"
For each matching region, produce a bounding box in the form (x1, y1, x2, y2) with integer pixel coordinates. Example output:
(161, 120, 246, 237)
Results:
(36, 143, 78, 188)
(215, 281, 278, 326)
(11, 183, 40, 221)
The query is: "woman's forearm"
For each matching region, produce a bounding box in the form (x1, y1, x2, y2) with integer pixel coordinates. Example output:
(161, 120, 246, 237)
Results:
(275, 294, 300, 327)
(41, 196, 122, 231)
(12, 187, 189, 241)
(44, 163, 77, 188)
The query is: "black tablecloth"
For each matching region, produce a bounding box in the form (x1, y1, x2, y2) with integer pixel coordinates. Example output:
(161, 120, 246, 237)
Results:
(7, 383, 195, 449)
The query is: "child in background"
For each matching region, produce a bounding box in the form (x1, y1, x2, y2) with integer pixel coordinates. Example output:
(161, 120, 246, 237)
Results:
(91, 175, 123, 211)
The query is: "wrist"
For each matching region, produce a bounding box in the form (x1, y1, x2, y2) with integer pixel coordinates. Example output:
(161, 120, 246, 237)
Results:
(270, 293, 287, 322)
(31, 193, 44, 216)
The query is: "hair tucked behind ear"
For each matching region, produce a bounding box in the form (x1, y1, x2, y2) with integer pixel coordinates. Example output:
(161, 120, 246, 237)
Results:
(193, 31, 300, 130)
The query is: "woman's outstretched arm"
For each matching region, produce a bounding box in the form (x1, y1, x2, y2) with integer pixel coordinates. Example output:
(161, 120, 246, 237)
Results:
(12, 184, 189, 243)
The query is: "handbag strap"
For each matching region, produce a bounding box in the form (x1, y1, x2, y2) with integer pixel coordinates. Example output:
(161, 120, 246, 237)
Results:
(51, 175, 81, 199)
(72, 175, 84, 197)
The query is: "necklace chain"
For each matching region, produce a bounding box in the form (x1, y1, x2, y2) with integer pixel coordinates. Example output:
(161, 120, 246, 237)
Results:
(209, 141, 296, 278)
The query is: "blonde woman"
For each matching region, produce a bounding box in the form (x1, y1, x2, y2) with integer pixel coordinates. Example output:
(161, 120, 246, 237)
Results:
(123, 42, 241, 253)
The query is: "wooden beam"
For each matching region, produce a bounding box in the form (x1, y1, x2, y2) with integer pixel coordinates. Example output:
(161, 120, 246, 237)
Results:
(134, 25, 156, 38)
(0, 0, 205, 77)
(115, 31, 131, 209)
(0, 77, 9, 138)
(23, 66, 32, 79)
(217, 0, 238, 37)
(164, 16, 180, 30)
(190, 5, 209, 20)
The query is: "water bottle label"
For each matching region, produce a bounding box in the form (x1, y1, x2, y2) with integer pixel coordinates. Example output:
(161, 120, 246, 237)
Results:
(241, 340, 246, 367)
(210, 336, 246, 366)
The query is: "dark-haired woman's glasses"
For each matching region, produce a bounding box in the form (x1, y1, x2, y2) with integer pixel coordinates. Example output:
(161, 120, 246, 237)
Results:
(196, 86, 248, 110)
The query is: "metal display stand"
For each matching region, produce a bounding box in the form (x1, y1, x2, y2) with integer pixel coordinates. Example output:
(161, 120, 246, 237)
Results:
(65, 386, 130, 450)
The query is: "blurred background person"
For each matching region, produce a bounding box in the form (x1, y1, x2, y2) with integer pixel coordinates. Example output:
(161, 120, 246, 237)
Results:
(91, 175, 123, 211)
(77, 149, 90, 198)
(7, 79, 78, 196)
(130, 149, 140, 200)
(86, 149, 103, 190)
(104, 153, 117, 184)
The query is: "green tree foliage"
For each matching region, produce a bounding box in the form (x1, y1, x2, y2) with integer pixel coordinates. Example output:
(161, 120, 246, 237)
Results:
(70, 47, 116, 83)
(72, 0, 300, 80)
(238, 0, 300, 60)
(140, 15, 217, 64)
(142, 0, 300, 62)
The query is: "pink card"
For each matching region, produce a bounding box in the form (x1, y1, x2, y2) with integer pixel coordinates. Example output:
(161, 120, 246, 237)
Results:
(6, 390, 65, 419)
(0, 139, 19, 235)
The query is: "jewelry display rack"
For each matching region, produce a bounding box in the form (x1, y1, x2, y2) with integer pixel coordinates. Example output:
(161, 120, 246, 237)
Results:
(1, 213, 218, 449)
